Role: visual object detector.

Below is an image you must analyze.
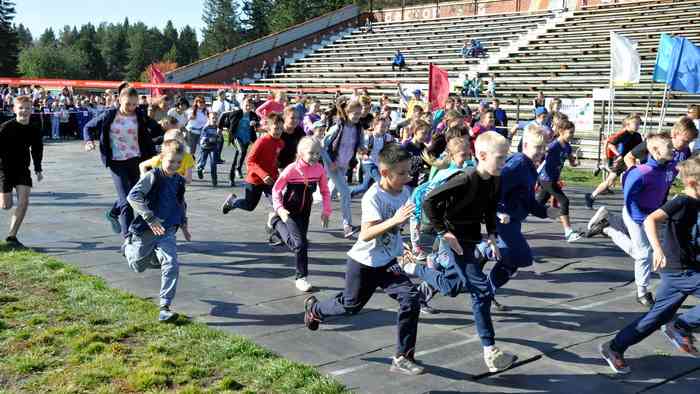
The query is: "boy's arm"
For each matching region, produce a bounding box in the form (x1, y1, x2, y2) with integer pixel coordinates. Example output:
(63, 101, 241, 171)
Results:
(423, 173, 465, 234)
(82, 111, 103, 141)
(126, 171, 158, 225)
(623, 168, 644, 214)
(644, 208, 670, 270)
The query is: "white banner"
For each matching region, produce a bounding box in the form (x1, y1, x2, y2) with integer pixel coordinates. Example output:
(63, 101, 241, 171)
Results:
(611, 32, 641, 86)
(547, 98, 595, 131)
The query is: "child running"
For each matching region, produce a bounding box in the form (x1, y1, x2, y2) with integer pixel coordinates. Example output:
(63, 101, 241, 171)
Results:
(221, 112, 285, 215)
(0, 95, 43, 248)
(197, 111, 221, 187)
(139, 129, 194, 184)
(303, 144, 423, 376)
(585, 114, 642, 208)
(600, 156, 700, 374)
(399, 131, 517, 372)
(351, 116, 393, 197)
(269, 137, 331, 292)
(123, 139, 191, 323)
(536, 118, 582, 242)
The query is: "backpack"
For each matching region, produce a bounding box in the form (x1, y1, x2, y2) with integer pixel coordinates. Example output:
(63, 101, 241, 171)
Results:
(410, 167, 464, 226)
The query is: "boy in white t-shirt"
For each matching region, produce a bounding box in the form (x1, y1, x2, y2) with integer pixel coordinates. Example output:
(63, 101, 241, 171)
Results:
(303, 144, 424, 376)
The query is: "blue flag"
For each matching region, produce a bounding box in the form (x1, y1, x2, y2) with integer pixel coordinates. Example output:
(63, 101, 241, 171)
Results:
(667, 37, 700, 94)
(652, 34, 677, 83)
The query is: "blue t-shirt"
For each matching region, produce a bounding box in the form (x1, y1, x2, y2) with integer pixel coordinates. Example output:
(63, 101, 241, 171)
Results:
(236, 113, 252, 145)
(539, 140, 571, 182)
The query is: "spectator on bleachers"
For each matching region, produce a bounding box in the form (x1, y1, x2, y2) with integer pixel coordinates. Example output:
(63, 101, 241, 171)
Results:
(391, 49, 406, 72)
(492, 99, 508, 128)
(461, 74, 482, 99)
(454, 97, 473, 125)
(467, 39, 486, 58)
(533, 91, 546, 111)
(486, 75, 497, 98)
(275, 56, 286, 74)
(460, 41, 470, 60)
(259, 60, 272, 79)
(364, 17, 373, 33)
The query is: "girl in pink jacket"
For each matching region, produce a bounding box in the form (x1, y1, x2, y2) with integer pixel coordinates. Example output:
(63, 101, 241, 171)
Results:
(268, 136, 332, 292)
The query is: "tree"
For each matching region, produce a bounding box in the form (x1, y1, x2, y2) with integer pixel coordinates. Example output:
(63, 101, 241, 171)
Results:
(125, 23, 152, 80)
(0, 0, 19, 75)
(162, 44, 179, 65)
(39, 27, 57, 47)
(162, 20, 178, 56)
(267, 0, 312, 33)
(200, 0, 243, 58)
(76, 23, 107, 79)
(18, 45, 88, 79)
(60, 25, 79, 47)
(100, 23, 128, 80)
(176, 25, 199, 66)
(241, 0, 272, 40)
(14, 23, 32, 49)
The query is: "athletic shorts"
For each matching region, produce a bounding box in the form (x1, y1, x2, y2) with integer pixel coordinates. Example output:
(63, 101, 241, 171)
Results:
(0, 168, 32, 193)
(608, 158, 627, 176)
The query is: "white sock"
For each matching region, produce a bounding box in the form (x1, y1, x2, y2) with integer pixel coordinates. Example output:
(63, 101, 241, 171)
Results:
(484, 345, 495, 354)
(637, 286, 648, 298)
(402, 262, 417, 275)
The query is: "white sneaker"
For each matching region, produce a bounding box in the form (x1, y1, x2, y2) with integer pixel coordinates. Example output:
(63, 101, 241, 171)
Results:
(565, 230, 582, 243)
(587, 206, 608, 231)
(296, 277, 312, 292)
(484, 347, 517, 372)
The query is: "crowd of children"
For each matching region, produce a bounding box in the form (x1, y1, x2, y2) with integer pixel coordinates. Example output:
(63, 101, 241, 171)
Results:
(5, 80, 700, 379)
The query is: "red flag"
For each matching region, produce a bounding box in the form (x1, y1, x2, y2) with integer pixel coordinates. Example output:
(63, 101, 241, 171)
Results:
(428, 63, 450, 111)
(149, 65, 165, 96)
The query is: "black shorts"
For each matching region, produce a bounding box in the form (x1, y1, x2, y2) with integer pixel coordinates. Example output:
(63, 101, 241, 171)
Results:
(0, 168, 32, 193)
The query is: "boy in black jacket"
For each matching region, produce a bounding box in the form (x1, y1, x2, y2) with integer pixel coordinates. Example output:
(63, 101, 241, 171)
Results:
(400, 131, 516, 373)
(218, 98, 259, 187)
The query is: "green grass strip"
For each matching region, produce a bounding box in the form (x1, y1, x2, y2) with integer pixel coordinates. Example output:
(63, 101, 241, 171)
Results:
(0, 246, 347, 393)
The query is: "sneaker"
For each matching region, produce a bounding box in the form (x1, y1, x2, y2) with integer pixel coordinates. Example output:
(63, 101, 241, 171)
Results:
(4, 236, 25, 249)
(197, 169, 204, 179)
(105, 210, 121, 234)
(158, 306, 179, 323)
(221, 193, 237, 215)
(599, 340, 630, 374)
(587, 207, 609, 231)
(390, 355, 425, 375)
(420, 302, 439, 315)
(418, 281, 437, 304)
(584, 193, 595, 210)
(484, 347, 517, 373)
(493, 298, 510, 312)
(296, 277, 313, 292)
(266, 212, 278, 233)
(565, 230, 582, 243)
(413, 246, 427, 261)
(585, 218, 609, 238)
(303, 296, 320, 331)
(344, 225, 360, 239)
(216, 159, 226, 165)
(236, 169, 244, 179)
(636, 292, 654, 309)
(229, 180, 237, 188)
(661, 323, 700, 357)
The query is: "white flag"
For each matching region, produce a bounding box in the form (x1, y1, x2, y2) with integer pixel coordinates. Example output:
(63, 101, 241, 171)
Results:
(611, 32, 641, 86)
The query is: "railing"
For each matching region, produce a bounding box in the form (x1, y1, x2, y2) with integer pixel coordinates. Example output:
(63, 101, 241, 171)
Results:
(166, 4, 362, 83)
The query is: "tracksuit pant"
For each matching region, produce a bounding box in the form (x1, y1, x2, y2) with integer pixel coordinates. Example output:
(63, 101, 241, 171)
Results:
(272, 213, 310, 279)
(124, 227, 179, 308)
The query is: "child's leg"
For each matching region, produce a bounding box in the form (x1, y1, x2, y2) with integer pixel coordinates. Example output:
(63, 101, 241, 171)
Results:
(350, 163, 374, 196)
(154, 229, 179, 309)
(327, 166, 352, 227)
(232, 183, 264, 211)
(548, 182, 572, 232)
(312, 258, 379, 318)
(412, 244, 465, 298)
(603, 212, 634, 256)
(108, 160, 140, 238)
(124, 230, 158, 273)
(197, 149, 209, 171)
(459, 250, 496, 347)
(492, 221, 531, 290)
(238, 142, 249, 174)
(592, 172, 617, 199)
(622, 207, 652, 297)
(379, 261, 421, 358)
(208, 150, 218, 185)
(272, 213, 310, 279)
(611, 273, 687, 354)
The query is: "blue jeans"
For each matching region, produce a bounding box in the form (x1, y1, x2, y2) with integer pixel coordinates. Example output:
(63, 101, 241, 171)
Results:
(326, 166, 352, 227)
(108, 158, 141, 238)
(489, 220, 532, 291)
(350, 162, 380, 197)
(414, 240, 495, 346)
(197, 148, 218, 185)
(124, 227, 179, 308)
(611, 270, 700, 353)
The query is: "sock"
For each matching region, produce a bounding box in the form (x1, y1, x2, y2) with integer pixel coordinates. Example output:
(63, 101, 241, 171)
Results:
(484, 345, 495, 354)
(402, 262, 417, 275)
(564, 227, 573, 236)
(637, 286, 648, 298)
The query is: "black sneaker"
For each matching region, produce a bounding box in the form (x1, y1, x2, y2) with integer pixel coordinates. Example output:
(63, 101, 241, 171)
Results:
(420, 302, 439, 315)
(584, 193, 595, 210)
(636, 292, 655, 309)
(4, 236, 25, 249)
(230, 180, 237, 188)
(221, 193, 237, 214)
(197, 169, 204, 179)
(418, 281, 436, 304)
(304, 296, 320, 331)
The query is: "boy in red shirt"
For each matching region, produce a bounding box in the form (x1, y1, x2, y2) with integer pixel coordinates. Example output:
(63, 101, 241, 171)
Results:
(221, 112, 284, 214)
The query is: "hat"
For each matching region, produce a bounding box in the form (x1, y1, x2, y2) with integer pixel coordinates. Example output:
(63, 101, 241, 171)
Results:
(535, 107, 548, 117)
(479, 99, 489, 108)
(413, 89, 422, 96)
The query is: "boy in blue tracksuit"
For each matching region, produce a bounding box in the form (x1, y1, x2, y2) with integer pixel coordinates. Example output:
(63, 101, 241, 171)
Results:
(491, 125, 559, 292)
(600, 156, 700, 374)
(124, 139, 191, 323)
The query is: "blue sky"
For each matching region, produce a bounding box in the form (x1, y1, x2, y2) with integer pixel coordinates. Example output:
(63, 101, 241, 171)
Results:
(16, 0, 207, 40)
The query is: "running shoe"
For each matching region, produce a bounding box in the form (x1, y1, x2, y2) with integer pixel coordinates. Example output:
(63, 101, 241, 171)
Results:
(390, 355, 425, 375)
(599, 340, 630, 374)
(661, 322, 700, 357)
(221, 193, 237, 214)
(303, 296, 320, 331)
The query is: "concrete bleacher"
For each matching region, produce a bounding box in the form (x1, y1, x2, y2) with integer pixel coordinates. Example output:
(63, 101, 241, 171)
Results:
(249, 0, 700, 164)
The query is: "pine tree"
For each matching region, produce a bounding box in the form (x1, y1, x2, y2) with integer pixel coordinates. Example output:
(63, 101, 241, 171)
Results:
(0, 0, 19, 75)
(267, 0, 312, 33)
(163, 44, 179, 65)
(200, 0, 243, 58)
(162, 20, 178, 56)
(177, 25, 199, 65)
(241, 0, 272, 40)
(76, 23, 107, 79)
(60, 25, 79, 47)
(39, 28, 57, 47)
(14, 23, 32, 49)
(100, 23, 128, 80)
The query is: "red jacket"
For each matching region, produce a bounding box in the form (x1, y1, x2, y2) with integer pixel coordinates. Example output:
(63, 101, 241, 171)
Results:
(245, 134, 285, 185)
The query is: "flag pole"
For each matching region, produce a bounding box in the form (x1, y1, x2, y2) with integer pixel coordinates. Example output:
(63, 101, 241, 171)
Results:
(608, 31, 615, 136)
(641, 82, 655, 134)
(657, 83, 670, 133)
